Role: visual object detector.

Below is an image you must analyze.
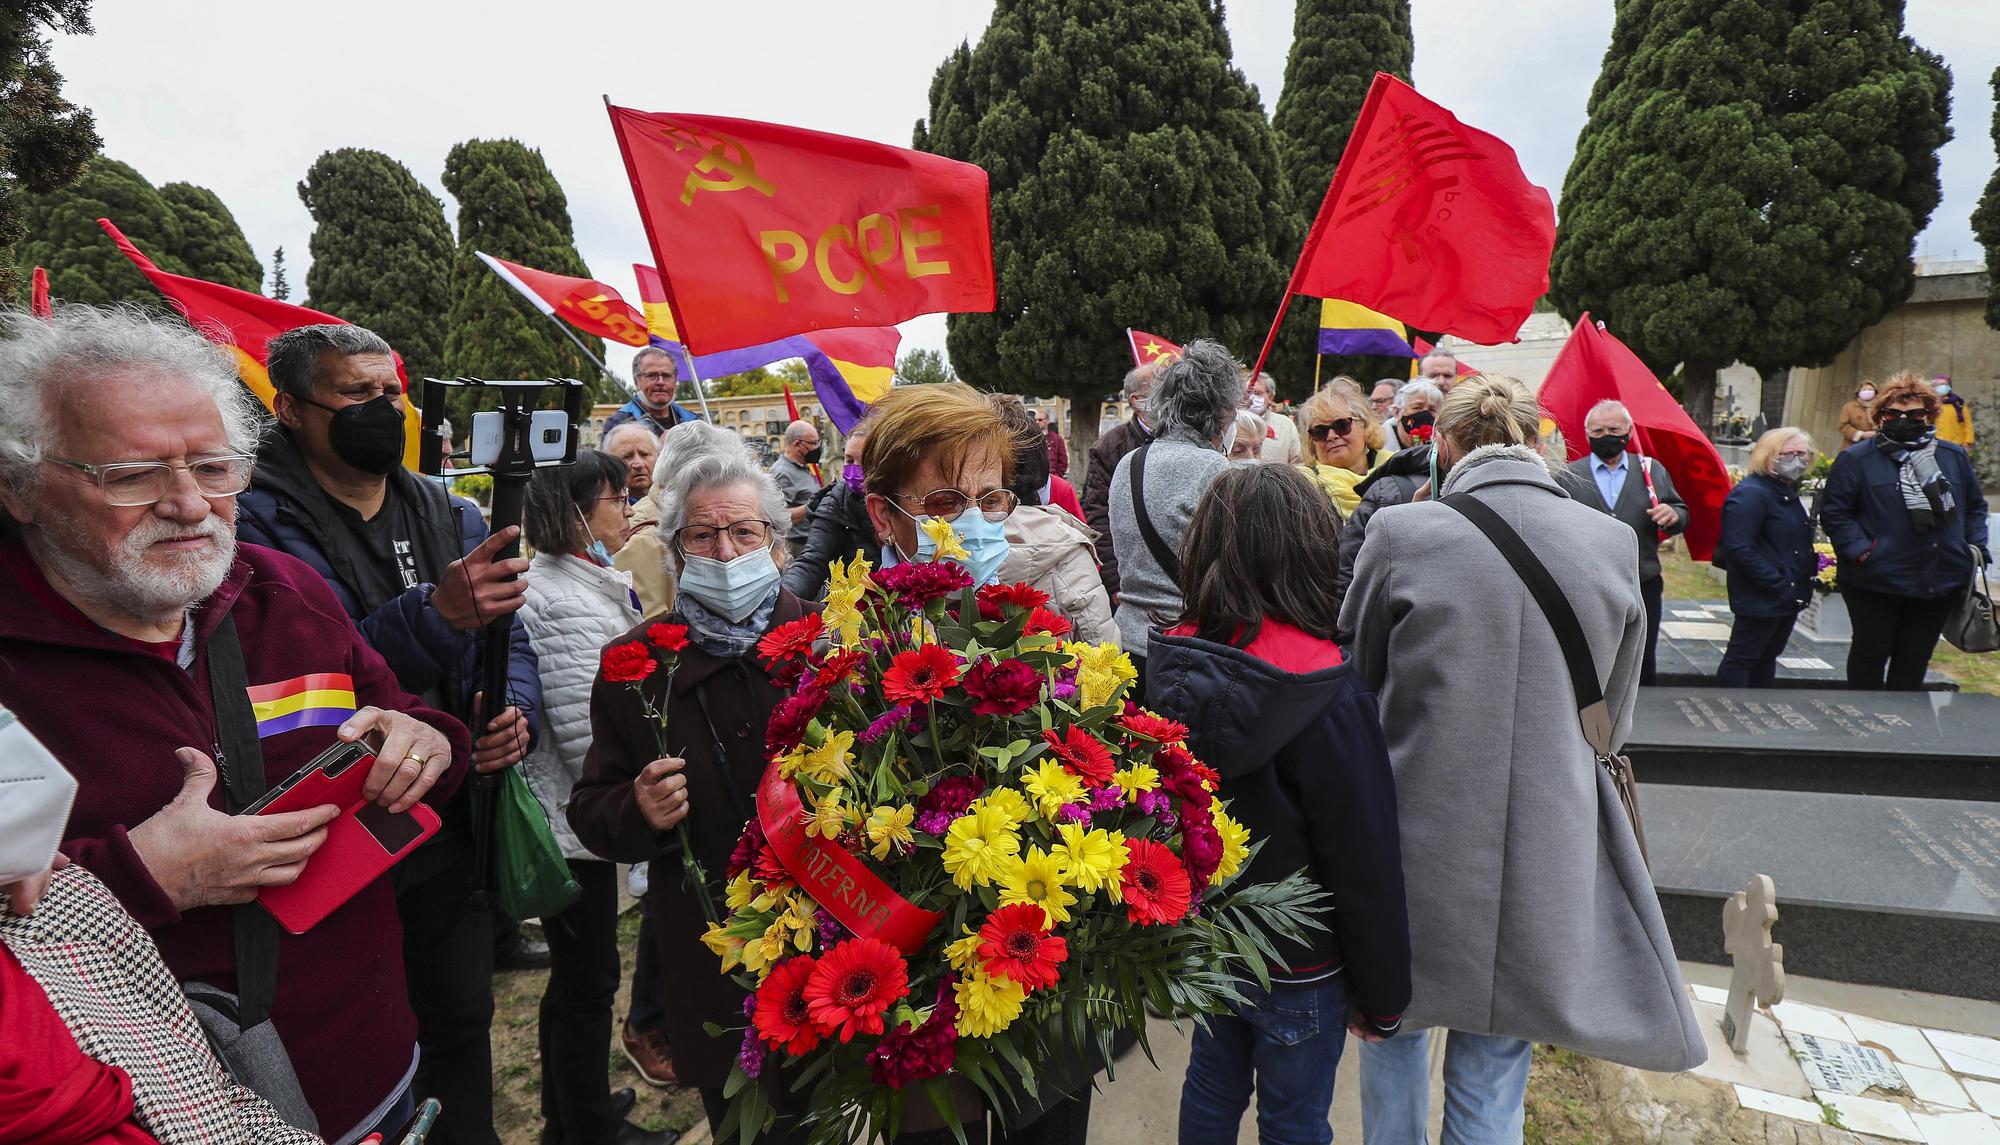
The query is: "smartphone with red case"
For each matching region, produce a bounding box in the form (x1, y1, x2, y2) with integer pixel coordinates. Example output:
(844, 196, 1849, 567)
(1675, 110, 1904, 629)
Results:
(244, 739, 441, 935)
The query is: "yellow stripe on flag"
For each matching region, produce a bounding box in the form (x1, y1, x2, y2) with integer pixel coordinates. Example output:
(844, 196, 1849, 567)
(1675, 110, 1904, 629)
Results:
(1318, 298, 1407, 335)
(251, 688, 359, 722)
(827, 357, 894, 406)
(641, 300, 681, 344)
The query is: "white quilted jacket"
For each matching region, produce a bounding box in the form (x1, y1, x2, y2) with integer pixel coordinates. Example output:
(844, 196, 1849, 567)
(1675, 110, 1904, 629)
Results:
(519, 551, 641, 860)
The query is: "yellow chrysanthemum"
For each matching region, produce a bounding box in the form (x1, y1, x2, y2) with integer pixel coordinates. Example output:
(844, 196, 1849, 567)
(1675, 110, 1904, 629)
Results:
(701, 922, 745, 971)
(1111, 763, 1161, 802)
(1212, 807, 1251, 886)
(824, 556, 874, 647)
(807, 789, 853, 840)
(864, 803, 917, 860)
(1052, 822, 1127, 894)
(1021, 758, 1087, 821)
(944, 926, 984, 974)
(955, 967, 1028, 1038)
(996, 845, 1078, 925)
(941, 804, 1022, 890)
(920, 517, 970, 562)
(794, 729, 855, 784)
(974, 787, 1032, 829)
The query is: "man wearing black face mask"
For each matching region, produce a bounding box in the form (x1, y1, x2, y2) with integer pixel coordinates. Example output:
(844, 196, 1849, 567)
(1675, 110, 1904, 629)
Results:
(1568, 399, 1688, 685)
(237, 323, 543, 1145)
(769, 419, 823, 558)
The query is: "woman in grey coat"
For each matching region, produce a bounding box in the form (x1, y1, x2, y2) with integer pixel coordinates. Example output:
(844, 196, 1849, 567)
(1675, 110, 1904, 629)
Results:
(1343, 375, 1704, 1143)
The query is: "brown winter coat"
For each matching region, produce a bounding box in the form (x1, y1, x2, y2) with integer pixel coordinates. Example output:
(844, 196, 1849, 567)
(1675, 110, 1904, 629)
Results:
(566, 592, 819, 1088)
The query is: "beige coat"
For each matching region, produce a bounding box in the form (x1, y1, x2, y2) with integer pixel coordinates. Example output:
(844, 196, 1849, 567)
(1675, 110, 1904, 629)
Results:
(1000, 505, 1117, 645)
(612, 495, 677, 619)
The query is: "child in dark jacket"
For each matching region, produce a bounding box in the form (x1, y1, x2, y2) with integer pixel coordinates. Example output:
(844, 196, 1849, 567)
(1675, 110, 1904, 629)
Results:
(1146, 464, 1412, 1145)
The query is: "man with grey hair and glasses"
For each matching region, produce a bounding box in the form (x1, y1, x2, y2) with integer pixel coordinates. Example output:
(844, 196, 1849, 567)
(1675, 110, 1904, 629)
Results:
(603, 346, 699, 437)
(237, 322, 543, 1145)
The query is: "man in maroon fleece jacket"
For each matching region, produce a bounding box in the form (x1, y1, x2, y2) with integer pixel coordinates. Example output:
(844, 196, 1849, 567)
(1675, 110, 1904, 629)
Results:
(0, 305, 470, 1141)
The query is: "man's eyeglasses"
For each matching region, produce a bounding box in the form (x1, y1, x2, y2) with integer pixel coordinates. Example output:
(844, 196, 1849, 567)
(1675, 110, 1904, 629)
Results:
(636, 371, 678, 384)
(48, 453, 253, 507)
(1307, 419, 1358, 442)
(893, 488, 1018, 523)
(673, 519, 775, 557)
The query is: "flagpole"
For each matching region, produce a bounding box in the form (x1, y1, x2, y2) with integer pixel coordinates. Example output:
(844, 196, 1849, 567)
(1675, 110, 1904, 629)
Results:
(538, 309, 630, 395)
(677, 350, 717, 422)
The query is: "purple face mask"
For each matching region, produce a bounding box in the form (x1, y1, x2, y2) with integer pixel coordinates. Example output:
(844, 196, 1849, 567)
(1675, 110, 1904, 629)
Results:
(843, 463, 866, 494)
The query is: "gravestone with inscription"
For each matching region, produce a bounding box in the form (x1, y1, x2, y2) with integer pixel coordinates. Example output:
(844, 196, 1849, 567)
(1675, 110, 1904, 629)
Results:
(1627, 687, 2000, 800)
(1648, 785, 2000, 999)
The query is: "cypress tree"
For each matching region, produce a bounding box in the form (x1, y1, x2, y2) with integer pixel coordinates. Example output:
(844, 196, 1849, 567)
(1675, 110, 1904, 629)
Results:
(17, 154, 188, 307)
(1550, 0, 1951, 427)
(298, 148, 454, 381)
(269, 245, 290, 300)
(0, 0, 100, 299)
(159, 181, 261, 290)
(1974, 66, 2000, 331)
(915, 0, 1293, 460)
(439, 138, 603, 421)
(1268, 0, 1413, 394)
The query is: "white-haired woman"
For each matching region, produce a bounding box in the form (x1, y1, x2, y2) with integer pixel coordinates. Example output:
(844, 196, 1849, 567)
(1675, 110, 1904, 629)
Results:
(569, 452, 818, 1138)
(614, 421, 752, 618)
(1390, 378, 1443, 450)
(1345, 375, 1704, 1141)
(1228, 408, 1269, 462)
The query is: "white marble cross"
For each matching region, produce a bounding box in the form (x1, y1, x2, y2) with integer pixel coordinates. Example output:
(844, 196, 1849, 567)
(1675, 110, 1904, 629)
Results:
(1721, 873, 1786, 1054)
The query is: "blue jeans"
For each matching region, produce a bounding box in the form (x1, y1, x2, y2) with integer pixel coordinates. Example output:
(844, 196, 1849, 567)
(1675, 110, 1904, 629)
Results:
(1358, 1029, 1531, 1145)
(1179, 976, 1348, 1145)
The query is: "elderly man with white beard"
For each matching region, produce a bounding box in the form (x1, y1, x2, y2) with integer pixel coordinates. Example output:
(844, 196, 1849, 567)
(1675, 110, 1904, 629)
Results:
(0, 304, 470, 1142)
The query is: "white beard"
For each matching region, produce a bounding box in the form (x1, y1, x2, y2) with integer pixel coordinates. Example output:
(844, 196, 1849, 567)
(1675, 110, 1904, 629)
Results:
(32, 510, 236, 623)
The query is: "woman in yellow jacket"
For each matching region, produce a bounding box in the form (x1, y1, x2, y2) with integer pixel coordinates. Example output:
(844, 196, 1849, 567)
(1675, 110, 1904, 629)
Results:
(1934, 376, 1975, 448)
(1296, 375, 1394, 517)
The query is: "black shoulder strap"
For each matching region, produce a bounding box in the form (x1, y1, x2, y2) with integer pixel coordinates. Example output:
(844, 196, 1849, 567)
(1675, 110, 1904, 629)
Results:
(1129, 442, 1182, 585)
(206, 614, 281, 1027)
(1441, 493, 1617, 757)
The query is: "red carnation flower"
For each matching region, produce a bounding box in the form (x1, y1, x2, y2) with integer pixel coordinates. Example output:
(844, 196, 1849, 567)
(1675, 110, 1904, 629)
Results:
(977, 903, 1069, 991)
(874, 562, 974, 609)
(882, 644, 961, 706)
(752, 839, 795, 893)
(1023, 607, 1072, 638)
(765, 688, 827, 756)
(804, 937, 910, 1042)
(962, 658, 1042, 717)
(1120, 710, 1189, 746)
(1179, 800, 1223, 887)
(976, 581, 1051, 620)
(647, 622, 690, 653)
(1043, 725, 1116, 786)
(866, 977, 960, 1088)
(757, 613, 825, 664)
(1120, 838, 1194, 926)
(726, 819, 766, 880)
(753, 955, 823, 1055)
(601, 641, 657, 684)
(813, 649, 869, 689)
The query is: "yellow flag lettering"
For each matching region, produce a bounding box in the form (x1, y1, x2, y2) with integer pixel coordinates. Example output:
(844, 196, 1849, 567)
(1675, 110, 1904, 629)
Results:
(761, 231, 810, 303)
(814, 225, 866, 296)
(897, 205, 951, 278)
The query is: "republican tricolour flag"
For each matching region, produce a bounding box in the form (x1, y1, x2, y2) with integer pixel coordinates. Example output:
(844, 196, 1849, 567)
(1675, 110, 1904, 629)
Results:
(100, 218, 427, 471)
(476, 252, 649, 348)
(1318, 299, 1417, 358)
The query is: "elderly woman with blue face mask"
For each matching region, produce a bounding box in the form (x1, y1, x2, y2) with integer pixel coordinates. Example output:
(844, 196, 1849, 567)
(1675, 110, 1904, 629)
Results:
(859, 382, 1019, 586)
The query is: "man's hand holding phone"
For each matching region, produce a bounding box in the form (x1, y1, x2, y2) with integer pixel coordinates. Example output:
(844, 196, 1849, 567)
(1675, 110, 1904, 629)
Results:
(339, 707, 453, 813)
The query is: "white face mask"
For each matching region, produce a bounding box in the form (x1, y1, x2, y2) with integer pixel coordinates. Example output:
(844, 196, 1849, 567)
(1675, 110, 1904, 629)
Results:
(679, 547, 782, 622)
(0, 707, 76, 886)
(1248, 394, 1268, 415)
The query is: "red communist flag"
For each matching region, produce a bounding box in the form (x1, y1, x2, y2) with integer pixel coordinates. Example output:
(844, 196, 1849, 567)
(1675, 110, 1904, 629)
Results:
(606, 106, 995, 355)
(1126, 328, 1183, 368)
(475, 251, 649, 347)
(1286, 73, 1554, 348)
(1540, 314, 1730, 561)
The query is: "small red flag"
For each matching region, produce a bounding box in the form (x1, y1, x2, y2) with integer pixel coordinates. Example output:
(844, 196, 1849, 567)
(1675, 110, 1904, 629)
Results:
(1539, 314, 1730, 562)
(606, 106, 995, 355)
(30, 267, 50, 318)
(475, 251, 648, 347)
(1126, 328, 1183, 368)
(1411, 335, 1477, 378)
(780, 382, 822, 483)
(1257, 73, 1555, 374)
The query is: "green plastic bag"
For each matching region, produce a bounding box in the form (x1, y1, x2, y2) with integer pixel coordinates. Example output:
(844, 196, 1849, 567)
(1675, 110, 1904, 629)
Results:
(491, 768, 579, 920)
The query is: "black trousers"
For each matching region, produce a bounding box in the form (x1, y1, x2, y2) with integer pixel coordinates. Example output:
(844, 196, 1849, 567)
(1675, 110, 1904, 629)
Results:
(540, 860, 622, 1144)
(627, 891, 666, 1033)
(1639, 575, 1664, 686)
(1844, 585, 1955, 690)
(1717, 612, 1799, 688)
(396, 821, 499, 1145)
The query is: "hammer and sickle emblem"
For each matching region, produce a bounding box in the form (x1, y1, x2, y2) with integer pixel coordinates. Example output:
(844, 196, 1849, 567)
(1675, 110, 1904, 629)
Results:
(675, 130, 775, 207)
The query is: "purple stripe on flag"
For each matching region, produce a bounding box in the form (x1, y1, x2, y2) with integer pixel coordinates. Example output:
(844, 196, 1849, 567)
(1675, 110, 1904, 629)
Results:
(1319, 328, 1419, 357)
(802, 348, 869, 432)
(255, 707, 353, 739)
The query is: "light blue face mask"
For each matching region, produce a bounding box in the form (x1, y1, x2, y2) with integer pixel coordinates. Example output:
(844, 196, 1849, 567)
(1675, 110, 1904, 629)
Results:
(679, 547, 783, 622)
(576, 506, 614, 566)
(898, 505, 1012, 587)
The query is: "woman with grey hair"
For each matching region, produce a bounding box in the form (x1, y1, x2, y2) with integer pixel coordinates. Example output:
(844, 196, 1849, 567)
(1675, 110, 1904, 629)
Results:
(1390, 378, 1444, 450)
(614, 421, 753, 618)
(569, 450, 819, 1136)
(1108, 338, 1245, 676)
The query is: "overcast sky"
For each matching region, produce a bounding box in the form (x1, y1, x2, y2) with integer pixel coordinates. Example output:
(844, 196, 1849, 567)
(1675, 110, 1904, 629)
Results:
(49, 0, 2000, 381)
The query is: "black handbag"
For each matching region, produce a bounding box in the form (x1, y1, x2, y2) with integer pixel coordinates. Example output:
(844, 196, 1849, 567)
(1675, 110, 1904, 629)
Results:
(1442, 494, 1650, 864)
(1944, 546, 1999, 654)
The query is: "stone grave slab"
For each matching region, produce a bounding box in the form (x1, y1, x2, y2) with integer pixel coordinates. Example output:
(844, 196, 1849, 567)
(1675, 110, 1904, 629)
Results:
(1628, 687, 2000, 800)
(1648, 785, 2000, 1000)
(1652, 599, 1952, 690)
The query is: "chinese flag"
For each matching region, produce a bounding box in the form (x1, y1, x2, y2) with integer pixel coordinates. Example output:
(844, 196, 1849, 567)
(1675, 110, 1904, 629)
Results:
(607, 106, 995, 355)
(475, 251, 649, 347)
(1287, 73, 1554, 347)
(1540, 314, 1730, 561)
(1126, 328, 1183, 368)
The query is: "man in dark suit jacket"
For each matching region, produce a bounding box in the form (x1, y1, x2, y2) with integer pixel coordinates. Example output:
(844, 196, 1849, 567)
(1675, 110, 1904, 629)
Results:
(1568, 399, 1689, 684)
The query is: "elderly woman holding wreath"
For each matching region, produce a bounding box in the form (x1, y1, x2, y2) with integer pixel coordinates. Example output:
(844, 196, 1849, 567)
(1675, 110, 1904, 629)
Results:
(568, 447, 819, 1142)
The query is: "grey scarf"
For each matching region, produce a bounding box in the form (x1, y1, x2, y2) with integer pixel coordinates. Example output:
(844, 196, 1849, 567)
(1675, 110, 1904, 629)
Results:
(677, 586, 781, 659)
(1886, 436, 1953, 533)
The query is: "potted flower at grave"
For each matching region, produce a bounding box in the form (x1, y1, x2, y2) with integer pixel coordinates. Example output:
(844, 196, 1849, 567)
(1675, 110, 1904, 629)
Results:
(701, 546, 1329, 1143)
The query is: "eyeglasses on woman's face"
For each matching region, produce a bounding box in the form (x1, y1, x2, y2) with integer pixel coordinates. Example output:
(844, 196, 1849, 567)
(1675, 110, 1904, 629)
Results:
(673, 519, 775, 557)
(892, 487, 1018, 523)
(1307, 419, 1357, 442)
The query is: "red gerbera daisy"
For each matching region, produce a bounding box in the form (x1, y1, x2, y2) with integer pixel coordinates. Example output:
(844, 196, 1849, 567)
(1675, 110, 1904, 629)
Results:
(804, 938, 910, 1042)
(977, 903, 1069, 991)
(882, 644, 961, 705)
(1022, 607, 1072, 638)
(757, 613, 825, 664)
(813, 649, 869, 689)
(976, 581, 1051, 620)
(1043, 725, 1116, 786)
(1120, 838, 1194, 926)
(1120, 710, 1189, 746)
(753, 955, 823, 1055)
(601, 641, 657, 683)
(647, 622, 691, 653)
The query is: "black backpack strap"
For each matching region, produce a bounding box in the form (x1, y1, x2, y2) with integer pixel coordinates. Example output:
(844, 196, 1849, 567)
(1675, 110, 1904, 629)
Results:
(1441, 493, 1617, 757)
(205, 614, 281, 1028)
(1129, 442, 1182, 585)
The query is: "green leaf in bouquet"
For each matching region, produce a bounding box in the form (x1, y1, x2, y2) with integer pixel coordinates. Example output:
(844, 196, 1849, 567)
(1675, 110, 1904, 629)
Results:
(918, 1078, 971, 1145)
(723, 1064, 751, 1099)
(990, 1030, 1039, 1103)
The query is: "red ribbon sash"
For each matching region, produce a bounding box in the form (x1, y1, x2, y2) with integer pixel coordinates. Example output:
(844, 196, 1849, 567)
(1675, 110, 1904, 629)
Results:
(758, 760, 942, 955)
